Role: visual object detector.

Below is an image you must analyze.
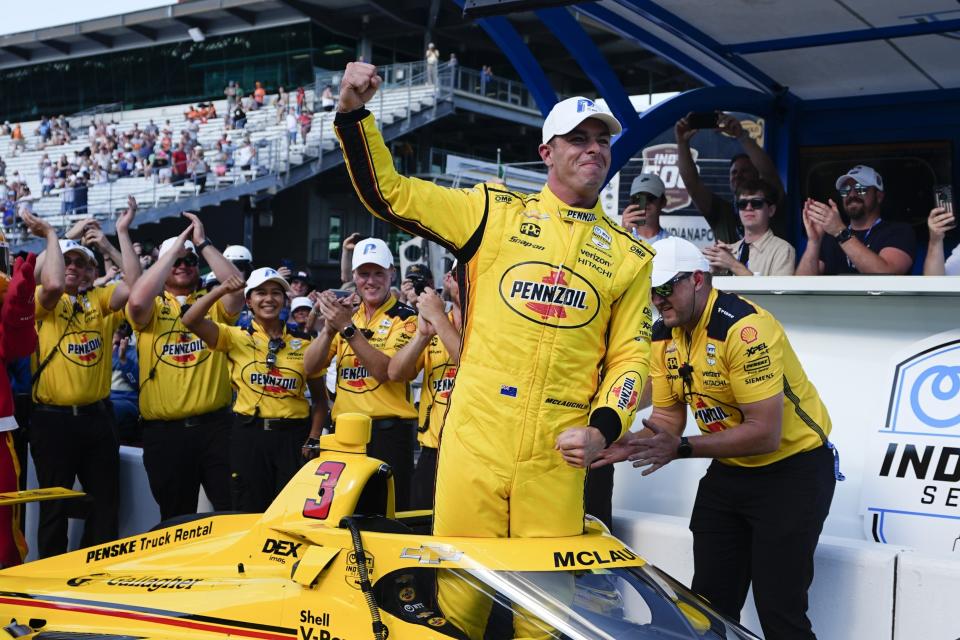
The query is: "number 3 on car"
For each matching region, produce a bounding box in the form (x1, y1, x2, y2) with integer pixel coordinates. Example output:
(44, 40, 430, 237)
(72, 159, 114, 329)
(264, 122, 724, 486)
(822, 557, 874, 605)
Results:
(302, 461, 346, 519)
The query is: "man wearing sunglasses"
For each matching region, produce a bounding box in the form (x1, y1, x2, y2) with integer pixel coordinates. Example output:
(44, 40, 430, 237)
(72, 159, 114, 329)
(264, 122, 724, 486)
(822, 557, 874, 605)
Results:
(27, 200, 141, 558)
(126, 214, 245, 521)
(796, 165, 915, 275)
(335, 62, 653, 639)
(596, 236, 837, 640)
(703, 179, 795, 276)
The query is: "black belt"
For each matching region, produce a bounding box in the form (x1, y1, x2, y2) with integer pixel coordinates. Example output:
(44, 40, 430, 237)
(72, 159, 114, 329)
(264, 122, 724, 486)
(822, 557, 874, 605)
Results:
(143, 407, 231, 429)
(35, 400, 106, 417)
(236, 414, 309, 431)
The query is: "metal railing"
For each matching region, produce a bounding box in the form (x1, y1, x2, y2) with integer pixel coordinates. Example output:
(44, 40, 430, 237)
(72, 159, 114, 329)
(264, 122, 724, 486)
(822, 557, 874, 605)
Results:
(69, 102, 125, 132)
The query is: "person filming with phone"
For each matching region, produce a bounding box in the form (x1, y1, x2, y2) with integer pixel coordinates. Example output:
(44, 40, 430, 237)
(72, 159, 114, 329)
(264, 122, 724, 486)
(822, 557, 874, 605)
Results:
(675, 111, 786, 244)
(622, 173, 671, 243)
(923, 186, 958, 275)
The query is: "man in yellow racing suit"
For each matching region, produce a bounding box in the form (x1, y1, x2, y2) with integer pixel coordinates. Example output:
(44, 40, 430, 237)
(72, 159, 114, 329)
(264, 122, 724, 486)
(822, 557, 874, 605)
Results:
(335, 62, 653, 639)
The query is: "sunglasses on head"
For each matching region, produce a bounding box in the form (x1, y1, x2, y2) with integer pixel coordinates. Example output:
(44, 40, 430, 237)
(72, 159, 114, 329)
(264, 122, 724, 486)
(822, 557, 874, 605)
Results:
(653, 272, 693, 298)
(174, 253, 199, 268)
(838, 183, 869, 197)
(736, 197, 769, 211)
(265, 337, 285, 368)
(63, 254, 90, 268)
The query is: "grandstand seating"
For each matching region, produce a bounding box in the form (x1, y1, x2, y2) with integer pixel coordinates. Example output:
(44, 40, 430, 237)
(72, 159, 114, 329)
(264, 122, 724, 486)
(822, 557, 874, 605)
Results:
(0, 81, 442, 233)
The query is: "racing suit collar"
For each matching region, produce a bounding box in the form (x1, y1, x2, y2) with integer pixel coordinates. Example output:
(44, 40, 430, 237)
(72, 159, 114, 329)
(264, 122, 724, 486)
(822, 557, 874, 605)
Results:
(670, 287, 718, 345)
(357, 293, 398, 327)
(541, 184, 605, 224)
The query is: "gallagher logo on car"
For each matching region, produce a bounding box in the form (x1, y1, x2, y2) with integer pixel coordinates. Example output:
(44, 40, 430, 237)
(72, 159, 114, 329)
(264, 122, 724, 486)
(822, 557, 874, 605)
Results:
(499, 262, 599, 328)
(60, 331, 105, 366)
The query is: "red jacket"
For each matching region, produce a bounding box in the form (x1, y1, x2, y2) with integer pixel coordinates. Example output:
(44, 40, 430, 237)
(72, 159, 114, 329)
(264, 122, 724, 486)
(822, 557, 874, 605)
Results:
(0, 254, 38, 430)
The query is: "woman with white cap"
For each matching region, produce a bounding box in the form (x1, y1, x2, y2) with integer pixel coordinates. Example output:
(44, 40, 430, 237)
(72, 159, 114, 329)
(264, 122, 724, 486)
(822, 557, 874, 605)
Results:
(182, 267, 329, 512)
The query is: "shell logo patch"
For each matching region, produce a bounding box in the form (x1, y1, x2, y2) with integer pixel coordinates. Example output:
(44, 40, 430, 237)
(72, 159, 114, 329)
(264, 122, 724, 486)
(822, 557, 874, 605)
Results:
(740, 326, 758, 344)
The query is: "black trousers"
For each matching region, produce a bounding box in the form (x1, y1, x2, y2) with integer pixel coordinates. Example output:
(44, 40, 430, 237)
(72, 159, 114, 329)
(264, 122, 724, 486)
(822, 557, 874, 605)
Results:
(231, 414, 310, 513)
(410, 445, 438, 510)
(141, 412, 232, 522)
(28, 402, 119, 558)
(584, 464, 614, 530)
(367, 418, 415, 512)
(690, 446, 836, 640)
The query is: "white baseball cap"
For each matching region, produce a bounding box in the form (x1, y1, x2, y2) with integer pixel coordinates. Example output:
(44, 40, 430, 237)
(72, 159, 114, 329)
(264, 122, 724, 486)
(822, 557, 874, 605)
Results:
(290, 296, 313, 312)
(351, 237, 394, 271)
(244, 267, 291, 297)
(542, 97, 622, 145)
(58, 239, 95, 263)
(650, 237, 710, 287)
(158, 236, 196, 258)
(630, 173, 666, 199)
(223, 244, 252, 262)
(835, 165, 883, 192)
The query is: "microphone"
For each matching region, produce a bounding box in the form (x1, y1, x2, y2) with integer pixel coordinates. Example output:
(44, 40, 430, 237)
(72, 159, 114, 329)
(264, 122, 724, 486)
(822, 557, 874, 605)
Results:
(678, 363, 694, 384)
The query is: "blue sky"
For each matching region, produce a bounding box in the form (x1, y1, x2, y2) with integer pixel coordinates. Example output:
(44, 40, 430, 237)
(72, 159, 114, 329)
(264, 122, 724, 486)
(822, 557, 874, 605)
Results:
(1, 1, 172, 36)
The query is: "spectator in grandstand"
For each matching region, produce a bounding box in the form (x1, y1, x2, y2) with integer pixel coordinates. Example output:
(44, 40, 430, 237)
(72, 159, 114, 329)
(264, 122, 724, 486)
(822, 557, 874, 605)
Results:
(111, 321, 140, 444)
(388, 269, 461, 509)
(285, 110, 298, 145)
(923, 204, 959, 275)
(235, 138, 256, 172)
(254, 81, 267, 110)
(59, 174, 75, 215)
(232, 103, 247, 130)
(126, 213, 244, 520)
(275, 86, 289, 124)
(155, 149, 172, 184)
(37, 117, 52, 143)
(73, 174, 88, 216)
(224, 81, 238, 112)
(298, 86, 308, 114)
(704, 178, 795, 276)
(27, 198, 140, 559)
(0, 156, 5, 177)
(181, 270, 328, 512)
(0, 123, 9, 136)
(305, 238, 419, 510)
(795, 165, 915, 275)
(675, 112, 785, 244)
(189, 147, 209, 193)
(298, 109, 313, 145)
(425, 42, 440, 84)
(597, 236, 835, 640)
(623, 173, 671, 243)
(171, 143, 189, 184)
(480, 65, 493, 95)
(320, 85, 334, 112)
(8, 124, 25, 156)
(336, 64, 652, 639)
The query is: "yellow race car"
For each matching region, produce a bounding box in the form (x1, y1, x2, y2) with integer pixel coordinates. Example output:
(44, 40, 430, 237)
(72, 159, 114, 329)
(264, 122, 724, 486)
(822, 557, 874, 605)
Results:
(0, 415, 760, 640)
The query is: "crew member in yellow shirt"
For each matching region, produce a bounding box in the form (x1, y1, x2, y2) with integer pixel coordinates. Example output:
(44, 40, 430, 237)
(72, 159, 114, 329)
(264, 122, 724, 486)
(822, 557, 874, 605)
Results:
(596, 237, 838, 640)
(182, 268, 328, 512)
(387, 268, 461, 509)
(126, 215, 244, 520)
(305, 237, 418, 510)
(26, 202, 140, 558)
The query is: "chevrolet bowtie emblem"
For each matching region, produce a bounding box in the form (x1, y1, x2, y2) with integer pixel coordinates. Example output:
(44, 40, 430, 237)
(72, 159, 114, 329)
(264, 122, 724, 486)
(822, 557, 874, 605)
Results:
(400, 545, 463, 565)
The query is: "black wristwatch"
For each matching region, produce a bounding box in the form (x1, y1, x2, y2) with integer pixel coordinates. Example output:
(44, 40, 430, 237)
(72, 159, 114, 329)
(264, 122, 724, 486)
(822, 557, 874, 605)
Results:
(677, 436, 693, 459)
(195, 238, 213, 252)
(340, 323, 357, 340)
(833, 228, 853, 244)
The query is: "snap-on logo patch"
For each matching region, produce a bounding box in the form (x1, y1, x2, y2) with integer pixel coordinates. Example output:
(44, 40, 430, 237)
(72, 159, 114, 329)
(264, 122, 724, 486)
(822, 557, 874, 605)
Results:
(499, 262, 600, 329)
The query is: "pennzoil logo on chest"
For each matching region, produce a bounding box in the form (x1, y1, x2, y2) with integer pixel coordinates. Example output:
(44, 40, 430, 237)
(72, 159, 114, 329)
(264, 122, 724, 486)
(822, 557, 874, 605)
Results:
(499, 262, 600, 328)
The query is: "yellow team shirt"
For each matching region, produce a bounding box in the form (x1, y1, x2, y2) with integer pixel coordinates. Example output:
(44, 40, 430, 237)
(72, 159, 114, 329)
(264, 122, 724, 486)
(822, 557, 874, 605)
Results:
(214, 321, 321, 419)
(33, 284, 122, 405)
(415, 312, 458, 449)
(650, 288, 832, 467)
(327, 295, 418, 422)
(129, 290, 238, 421)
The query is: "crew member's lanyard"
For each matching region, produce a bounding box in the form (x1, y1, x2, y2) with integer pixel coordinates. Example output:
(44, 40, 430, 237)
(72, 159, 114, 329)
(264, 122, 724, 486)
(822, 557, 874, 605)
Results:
(846, 217, 882, 270)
